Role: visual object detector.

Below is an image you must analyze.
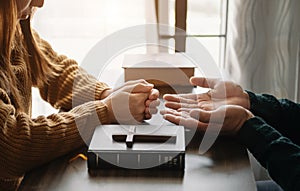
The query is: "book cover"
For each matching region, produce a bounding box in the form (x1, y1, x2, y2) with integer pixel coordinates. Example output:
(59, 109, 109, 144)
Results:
(87, 125, 185, 171)
(122, 53, 195, 87)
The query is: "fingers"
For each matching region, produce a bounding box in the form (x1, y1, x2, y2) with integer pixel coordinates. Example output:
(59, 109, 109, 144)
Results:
(197, 102, 214, 110)
(126, 83, 154, 93)
(177, 108, 194, 112)
(149, 89, 159, 100)
(163, 94, 198, 103)
(145, 113, 152, 120)
(164, 101, 199, 110)
(176, 108, 211, 123)
(112, 79, 149, 92)
(160, 109, 208, 130)
(126, 84, 160, 121)
(131, 92, 160, 121)
(144, 99, 159, 119)
(106, 82, 158, 123)
(163, 93, 198, 110)
(145, 88, 159, 119)
(160, 108, 189, 118)
(145, 99, 160, 107)
(131, 92, 149, 105)
(164, 101, 179, 109)
(124, 79, 149, 86)
(145, 106, 158, 115)
(144, 97, 160, 120)
(120, 81, 159, 100)
(189, 109, 211, 123)
(190, 77, 220, 89)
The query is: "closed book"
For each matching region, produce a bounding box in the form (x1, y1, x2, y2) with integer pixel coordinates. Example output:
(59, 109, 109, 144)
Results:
(122, 53, 195, 87)
(87, 125, 185, 171)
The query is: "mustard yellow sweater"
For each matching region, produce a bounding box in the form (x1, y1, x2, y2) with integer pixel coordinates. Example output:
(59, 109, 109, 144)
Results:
(0, 34, 111, 190)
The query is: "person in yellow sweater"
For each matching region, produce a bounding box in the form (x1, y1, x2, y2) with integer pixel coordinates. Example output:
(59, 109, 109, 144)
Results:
(0, 0, 159, 190)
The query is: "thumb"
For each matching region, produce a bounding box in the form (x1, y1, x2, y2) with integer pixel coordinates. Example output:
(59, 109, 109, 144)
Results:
(190, 77, 219, 89)
(189, 109, 211, 123)
(130, 83, 154, 93)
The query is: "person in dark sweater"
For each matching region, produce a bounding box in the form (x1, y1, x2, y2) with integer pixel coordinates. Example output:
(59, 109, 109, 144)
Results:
(161, 77, 300, 191)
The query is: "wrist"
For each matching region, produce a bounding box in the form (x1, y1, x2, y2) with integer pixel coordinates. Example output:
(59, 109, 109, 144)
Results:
(100, 88, 113, 100)
(239, 109, 254, 131)
(234, 108, 254, 135)
(101, 99, 117, 124)
(245, 109, 254, 120)
(242, 91, 251, 110)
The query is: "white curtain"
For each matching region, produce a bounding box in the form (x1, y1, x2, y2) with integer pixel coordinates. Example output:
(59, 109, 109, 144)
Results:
(225, 0, 300, 180)
(226, 0, 300, 101)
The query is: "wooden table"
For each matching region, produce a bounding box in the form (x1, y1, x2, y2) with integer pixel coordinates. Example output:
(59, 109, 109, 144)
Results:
(19, 134, 256, 191)
(19, 87, 257, 191)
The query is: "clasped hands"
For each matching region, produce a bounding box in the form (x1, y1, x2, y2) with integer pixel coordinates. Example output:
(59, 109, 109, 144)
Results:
(101, 79, 160, 124)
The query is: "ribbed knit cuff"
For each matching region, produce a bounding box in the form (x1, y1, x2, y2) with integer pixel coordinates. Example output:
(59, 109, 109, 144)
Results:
(0, 176, 23, 191)
(94, 100, 109, 125)
(69, 100, 109, 145)
(245, 90, 258, 112)
(71, 100, 109, 126)
(71, 80, 110, 108)
(94, 82, 111, 100)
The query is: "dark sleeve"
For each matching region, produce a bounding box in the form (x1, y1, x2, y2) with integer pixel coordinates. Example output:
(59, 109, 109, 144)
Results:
(246, 91, 300, 145)
(236, 117, 300, 191)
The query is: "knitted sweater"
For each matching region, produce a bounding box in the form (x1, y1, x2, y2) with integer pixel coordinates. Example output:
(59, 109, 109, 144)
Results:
(0, 33, 111, 190)
(237, 91, 300, 191)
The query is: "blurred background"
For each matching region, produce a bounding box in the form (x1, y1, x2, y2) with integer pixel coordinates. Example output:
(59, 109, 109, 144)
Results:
(31, 0, 227, 116)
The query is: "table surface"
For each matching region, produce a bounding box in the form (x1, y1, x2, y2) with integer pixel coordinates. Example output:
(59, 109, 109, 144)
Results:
(19, 86, 257, 191)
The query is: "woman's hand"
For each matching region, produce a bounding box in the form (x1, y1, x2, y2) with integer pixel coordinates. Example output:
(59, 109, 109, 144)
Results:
(102, 80, 159, 124)
(100, 79, 152, 99)
(163, 77, 250, 111)
(160, 105, 254, 135)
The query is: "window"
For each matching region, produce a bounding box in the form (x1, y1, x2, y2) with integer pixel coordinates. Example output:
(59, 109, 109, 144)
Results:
(157, 0, 228, 68)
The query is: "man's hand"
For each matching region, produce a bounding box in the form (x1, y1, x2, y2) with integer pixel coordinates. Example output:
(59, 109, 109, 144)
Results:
(160, 105, 254, 135)
(163, 77, 250, 111)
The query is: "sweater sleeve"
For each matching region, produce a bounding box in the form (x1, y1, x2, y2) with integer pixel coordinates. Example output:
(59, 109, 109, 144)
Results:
(236, 117, 300, 191)
(34, 33, 111, 111)
(246, 91, 300, 145)
(0, 88, 109, 190)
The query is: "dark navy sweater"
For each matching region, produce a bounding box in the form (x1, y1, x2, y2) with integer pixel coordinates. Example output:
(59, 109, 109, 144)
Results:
(236, 91, 300, 191)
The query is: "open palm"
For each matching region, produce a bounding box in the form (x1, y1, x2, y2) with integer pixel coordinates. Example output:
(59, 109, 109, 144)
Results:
(160, 105, 253, 135)
(163, 77, 250, 111)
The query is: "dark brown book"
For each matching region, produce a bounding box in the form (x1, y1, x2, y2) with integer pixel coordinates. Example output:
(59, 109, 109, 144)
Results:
(87, 125, 185, 171)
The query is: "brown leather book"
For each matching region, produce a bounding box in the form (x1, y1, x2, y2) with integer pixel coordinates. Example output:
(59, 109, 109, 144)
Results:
(122, 53, 195, 87)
